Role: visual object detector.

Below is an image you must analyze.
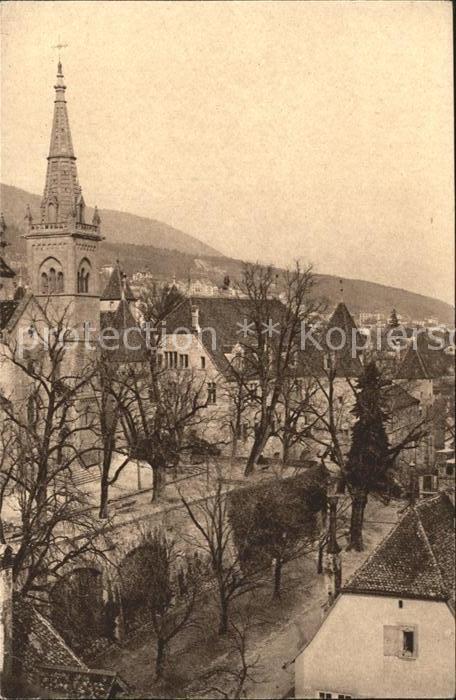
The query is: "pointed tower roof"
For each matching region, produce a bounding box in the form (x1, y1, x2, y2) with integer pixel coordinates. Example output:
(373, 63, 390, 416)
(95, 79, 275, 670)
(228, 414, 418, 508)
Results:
(101, 262, 136, 302)
(320, 301, 364, 377)
(40, 61, 81, 224)
(26, 62, 101, 243)
(396, 332, 451, 380)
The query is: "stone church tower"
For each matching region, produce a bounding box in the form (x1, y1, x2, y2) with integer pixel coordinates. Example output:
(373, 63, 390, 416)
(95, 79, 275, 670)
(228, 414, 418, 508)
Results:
(24, 61, 102, 334)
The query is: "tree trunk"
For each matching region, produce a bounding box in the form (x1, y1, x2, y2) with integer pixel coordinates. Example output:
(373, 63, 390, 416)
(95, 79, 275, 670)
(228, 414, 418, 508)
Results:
(155, 636, 166, 679)
(231, 431, 239, 459)
(281, 440, 290, 466)
(317, 542, 324, 574)
(245, 427, 270, 476)
(99, 476, 109, 519)
(218, 595, 229, 635)
(272, 557, 282, 599)
(151, 464, 165, 503)
(347, 491, 368, 551)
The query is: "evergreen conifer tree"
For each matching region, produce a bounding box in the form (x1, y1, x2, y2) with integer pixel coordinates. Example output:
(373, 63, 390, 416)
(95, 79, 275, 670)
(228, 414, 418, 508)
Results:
(345, 361, 391, 550)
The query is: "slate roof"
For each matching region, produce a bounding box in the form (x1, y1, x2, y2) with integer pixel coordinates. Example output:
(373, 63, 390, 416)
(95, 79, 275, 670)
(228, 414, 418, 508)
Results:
(0, 255, 16, 278)
(396, 331, 453, 380)
(343, 493, 455, 604)
(101, 265, 136, 302)
(100, 298, 147, 363)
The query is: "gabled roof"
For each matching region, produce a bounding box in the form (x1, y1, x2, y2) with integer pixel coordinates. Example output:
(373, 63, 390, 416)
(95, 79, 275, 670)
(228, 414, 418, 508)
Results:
(0, 256, 16, 278)
(163, 295, 285, 374)
(396, 331, 452, 380)
(343, 493, 455, 604)
(101, 265, 136, 302)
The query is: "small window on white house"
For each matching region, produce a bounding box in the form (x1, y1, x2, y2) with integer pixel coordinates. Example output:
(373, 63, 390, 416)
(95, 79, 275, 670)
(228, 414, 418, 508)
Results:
(201, 356, 206, 369)
(318, 693, 352, 699)
(384, 625, 418, 659)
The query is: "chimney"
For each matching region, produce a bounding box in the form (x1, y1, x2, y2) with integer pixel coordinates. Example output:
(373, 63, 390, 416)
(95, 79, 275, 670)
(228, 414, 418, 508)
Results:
(324, 495, 342, 605)
(191, 305, 200, 334)
(0, 545, 15, 690)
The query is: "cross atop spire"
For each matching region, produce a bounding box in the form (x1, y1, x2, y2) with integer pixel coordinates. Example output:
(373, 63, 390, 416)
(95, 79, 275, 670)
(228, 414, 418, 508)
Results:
(339, 278, 344, 302)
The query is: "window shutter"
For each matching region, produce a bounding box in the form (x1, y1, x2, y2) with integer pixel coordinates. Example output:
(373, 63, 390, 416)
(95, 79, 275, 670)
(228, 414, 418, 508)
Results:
(383, 625, 399, 656)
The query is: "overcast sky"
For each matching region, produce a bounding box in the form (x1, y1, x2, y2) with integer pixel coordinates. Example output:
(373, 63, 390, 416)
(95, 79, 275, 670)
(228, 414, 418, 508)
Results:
(1, 1, 454, 304)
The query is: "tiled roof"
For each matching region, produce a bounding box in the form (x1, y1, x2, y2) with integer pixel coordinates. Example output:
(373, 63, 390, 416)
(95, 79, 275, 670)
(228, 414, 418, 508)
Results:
(0, 299, 19, 331)
(383, 382, 419, 413)
(100, 299, 147, 363)
(15, 599, 128, 698)
(0, 292, 38, 335)
(163, 295, 285, 373)
(396, 332, 452, 380)
(101, 265, 136, 301)
(298, 302, 364, 378)
(343, 493, 455, 603)
(0, 256, 16, 278)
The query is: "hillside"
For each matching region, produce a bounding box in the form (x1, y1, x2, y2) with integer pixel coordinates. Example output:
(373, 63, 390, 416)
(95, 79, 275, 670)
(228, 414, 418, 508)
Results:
(1, 183, 454, 324)
(0, 183, 221, 258)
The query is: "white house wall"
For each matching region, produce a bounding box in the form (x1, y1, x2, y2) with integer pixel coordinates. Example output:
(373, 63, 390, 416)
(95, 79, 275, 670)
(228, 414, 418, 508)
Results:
(294, 593, 455, 699)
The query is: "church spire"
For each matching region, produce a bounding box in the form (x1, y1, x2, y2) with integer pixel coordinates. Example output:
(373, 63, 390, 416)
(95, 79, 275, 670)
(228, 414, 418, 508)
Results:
(41, 61, 81, 224)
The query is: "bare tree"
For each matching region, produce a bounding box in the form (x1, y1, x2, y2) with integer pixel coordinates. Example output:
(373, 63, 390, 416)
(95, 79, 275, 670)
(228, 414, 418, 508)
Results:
(0, 302, 111, 598)
(115, 358, 218, 502)
(119, 527, 201, 679)
(228, 262, 324, 476)
(180, 479, 261, 635)
(189, 597, 262, 699)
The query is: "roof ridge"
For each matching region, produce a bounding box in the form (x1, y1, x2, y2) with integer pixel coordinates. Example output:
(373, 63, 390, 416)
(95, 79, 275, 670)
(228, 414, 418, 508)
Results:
(33, 606, 88, 670)
(414, 509, 447, 597)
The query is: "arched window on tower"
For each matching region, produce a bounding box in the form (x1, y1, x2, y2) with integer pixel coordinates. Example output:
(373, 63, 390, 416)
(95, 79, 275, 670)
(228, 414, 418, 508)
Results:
(77, 259, 91, 293)
(47, 201, 57, 224)
(49, 268, 56, 294)
(41, 272, 49, 294)
(39, 257, 62, 296)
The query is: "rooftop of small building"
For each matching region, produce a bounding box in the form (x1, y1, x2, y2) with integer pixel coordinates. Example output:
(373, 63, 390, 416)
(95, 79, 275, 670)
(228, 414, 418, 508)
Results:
(343, 492, 455, 605)
(14, 597, 128, 699)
